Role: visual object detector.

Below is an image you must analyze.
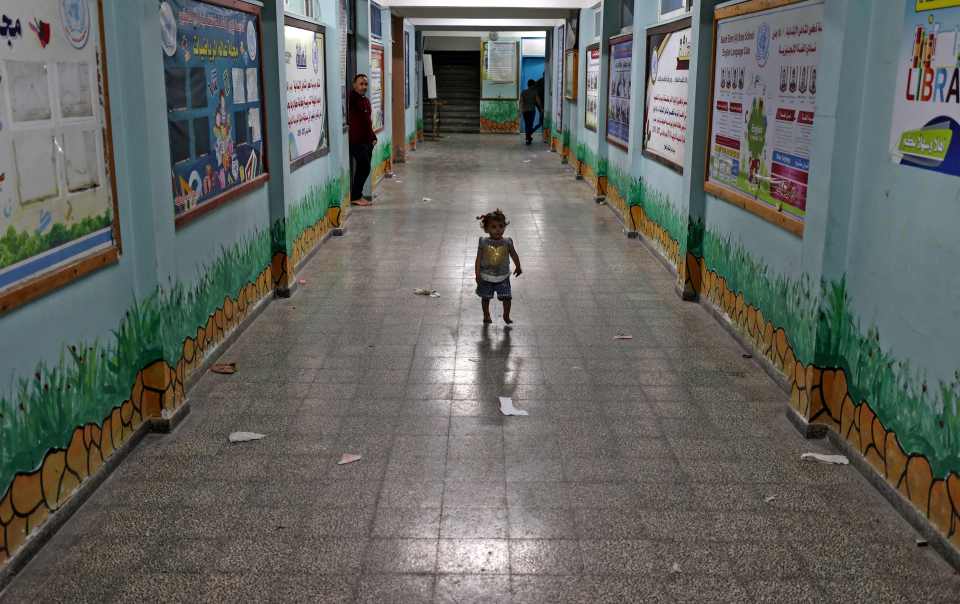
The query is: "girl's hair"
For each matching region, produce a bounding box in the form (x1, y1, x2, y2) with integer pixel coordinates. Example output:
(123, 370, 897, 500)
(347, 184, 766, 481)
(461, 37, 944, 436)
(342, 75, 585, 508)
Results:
(477, 209, 508, 230)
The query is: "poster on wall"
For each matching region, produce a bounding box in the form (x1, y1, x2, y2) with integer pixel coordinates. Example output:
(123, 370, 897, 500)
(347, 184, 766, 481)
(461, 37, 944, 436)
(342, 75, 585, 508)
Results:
(643, 19, 691, 172)
(564, 48, 578, 101)
(339, 0, 347, 131)
(889, 1, 960, 177)
(584, 45, 601, 131)
(284, 17, 328, 170)
(404, 30, 410, 108)
(483, 41, 517, 83)
(370, 42, 385, 133)
(0, 0, 121, 313)
(606, 33, 633, 149)
(162, 0, 267, 226)
(553, 26, 564, 129)
(705, 0, 822, 235)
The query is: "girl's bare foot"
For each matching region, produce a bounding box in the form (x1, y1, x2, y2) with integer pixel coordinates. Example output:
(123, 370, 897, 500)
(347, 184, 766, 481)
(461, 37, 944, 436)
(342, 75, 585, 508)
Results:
(503, 317, 513, 324)
(483, 316, 493, 324)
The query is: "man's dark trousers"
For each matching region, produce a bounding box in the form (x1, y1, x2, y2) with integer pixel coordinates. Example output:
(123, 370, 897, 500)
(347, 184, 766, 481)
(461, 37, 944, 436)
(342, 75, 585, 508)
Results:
(522, 111, 536, 143)
(350, 143, 374, 201)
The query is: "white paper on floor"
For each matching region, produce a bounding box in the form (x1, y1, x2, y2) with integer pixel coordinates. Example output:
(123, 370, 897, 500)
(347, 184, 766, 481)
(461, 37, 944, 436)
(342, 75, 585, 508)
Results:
(670, 563, 682, 574)
(338, 453, 362, 465)
(498, 396, 528, 416)
(800, 452, 849, 465)
(523, 159, 531, 163)
(422, 197, 432, 203)
(229, 431, 265, 443)
(413, 288, 440, 297)
(763, 495, 777, 503)
(613, 334, 633, 340)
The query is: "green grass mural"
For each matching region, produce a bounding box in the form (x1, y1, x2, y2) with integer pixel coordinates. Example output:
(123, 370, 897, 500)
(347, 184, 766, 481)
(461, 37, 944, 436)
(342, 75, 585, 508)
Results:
(480, 100, 519, 125)
(373, 141, 392, 167)
(0, 228, 272, 492)
(284, 176, 346, 252)
(0, 211, 113, 270)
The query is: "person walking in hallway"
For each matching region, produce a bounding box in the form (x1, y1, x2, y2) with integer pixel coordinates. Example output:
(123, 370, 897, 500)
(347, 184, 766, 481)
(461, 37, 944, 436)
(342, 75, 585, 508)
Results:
(348, 74, 376, 206)
(520, 79, 542, 145)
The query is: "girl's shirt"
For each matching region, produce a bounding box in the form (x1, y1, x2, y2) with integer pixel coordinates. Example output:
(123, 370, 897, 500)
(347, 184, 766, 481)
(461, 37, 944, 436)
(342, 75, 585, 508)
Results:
(478, 237, 515, 283)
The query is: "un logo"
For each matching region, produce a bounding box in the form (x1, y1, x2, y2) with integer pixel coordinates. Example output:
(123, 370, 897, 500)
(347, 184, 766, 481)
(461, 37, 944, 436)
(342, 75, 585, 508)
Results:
(756, 22, 770, 68)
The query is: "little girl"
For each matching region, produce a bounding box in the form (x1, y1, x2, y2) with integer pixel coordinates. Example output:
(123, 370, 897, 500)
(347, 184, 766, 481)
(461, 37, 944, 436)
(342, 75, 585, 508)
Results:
(475, 209, 522, 324)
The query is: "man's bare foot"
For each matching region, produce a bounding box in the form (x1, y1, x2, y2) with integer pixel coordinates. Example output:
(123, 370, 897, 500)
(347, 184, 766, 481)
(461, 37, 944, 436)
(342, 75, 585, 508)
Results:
(352, 198, 372, 206)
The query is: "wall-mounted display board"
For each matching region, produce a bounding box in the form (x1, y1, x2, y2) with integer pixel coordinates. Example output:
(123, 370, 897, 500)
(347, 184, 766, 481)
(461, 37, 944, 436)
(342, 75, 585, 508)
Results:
(338, 0, 347, 131)
(284, 17, 328, 170)
(553, 26, 564, 128)
(0, 0, 120, 314)
(584, 44, 601, 132)
(643, 18, 691, 172)
(889, 1, 960, 178)
(705, 0, 823, 238)
(606, 33, 633, 149)
(370, 42, 385, 133)
(404, 30, 410, 108)
(162, 0, 268, 227)
(482, 40, 517, 84)
(564, 48, 578, 101)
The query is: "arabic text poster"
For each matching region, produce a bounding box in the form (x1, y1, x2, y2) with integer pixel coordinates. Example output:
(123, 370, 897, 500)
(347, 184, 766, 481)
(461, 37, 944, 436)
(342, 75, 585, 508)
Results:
(889, 1, 960, 177)
(607, 34, 633, 149)
(584, 45, 600, 131)
(644, 25, 691, 170)
(285, 21, 327, 168)
(708, 0, 822, 221)
(370, 42, 384, 133)
(161, 0, 266, 221)
(553, 26, 563, 129)
(0, 0, 118, 297)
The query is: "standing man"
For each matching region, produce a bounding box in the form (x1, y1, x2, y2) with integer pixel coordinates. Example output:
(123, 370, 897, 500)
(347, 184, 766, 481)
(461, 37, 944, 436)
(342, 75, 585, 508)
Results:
(519, 79, 542, 146)
(348, 74, 377, 206)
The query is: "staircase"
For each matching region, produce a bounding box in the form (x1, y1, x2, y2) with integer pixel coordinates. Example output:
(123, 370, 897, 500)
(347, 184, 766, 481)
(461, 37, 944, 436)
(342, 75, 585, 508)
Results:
(430, 51, 480, 133)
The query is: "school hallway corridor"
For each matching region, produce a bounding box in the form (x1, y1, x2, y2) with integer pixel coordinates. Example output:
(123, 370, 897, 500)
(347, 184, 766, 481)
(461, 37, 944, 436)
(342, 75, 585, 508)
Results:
(2, 135, 958, 603)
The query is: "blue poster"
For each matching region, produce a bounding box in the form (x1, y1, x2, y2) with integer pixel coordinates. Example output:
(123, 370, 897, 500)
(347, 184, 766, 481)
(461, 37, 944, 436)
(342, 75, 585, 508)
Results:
(160, 0, 266, 219)
(607, 34, 633, 148)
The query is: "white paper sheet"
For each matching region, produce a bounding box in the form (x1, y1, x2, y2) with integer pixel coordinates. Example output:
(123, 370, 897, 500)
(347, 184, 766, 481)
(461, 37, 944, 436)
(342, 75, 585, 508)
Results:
(800, 452, 849, 465)
(229, 431, 265, 442)
(498, 396, 528, 416)
(13, 131, 57, 204)
(8, 60, 52, 122)
(248, 108, 261, 143)
(232, 67, 246, 104)
(246, 67, 259, 102)
(58, 62, 93, 118)
(63, 129, 100, 192)
(427, 75, 437, 99)
(424, 53, 434, 76)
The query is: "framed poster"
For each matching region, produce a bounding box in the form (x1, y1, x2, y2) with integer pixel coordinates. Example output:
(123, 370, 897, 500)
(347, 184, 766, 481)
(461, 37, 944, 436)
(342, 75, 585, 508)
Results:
(643, 18, 691, 172)
(564, 48, 578, 101)
(584, 44, 601, 131)
(705, 0, 823, 237)
(370, 1, 382, 39)
(483, 40, 517, 84)
(889, 1, 960, 178)
(370, 42, 385, 133)
(606, 33, 633, 150)
(404, 30, 410, 109)
(162, 0, 268, 228)
(0, 0, 121, 315)
(284, 16, 328, 170)
(553, 25, 564, 129)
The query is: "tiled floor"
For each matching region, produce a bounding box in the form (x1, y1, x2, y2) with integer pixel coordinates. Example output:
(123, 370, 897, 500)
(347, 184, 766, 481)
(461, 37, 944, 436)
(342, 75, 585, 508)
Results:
(3, 135, 959, 603)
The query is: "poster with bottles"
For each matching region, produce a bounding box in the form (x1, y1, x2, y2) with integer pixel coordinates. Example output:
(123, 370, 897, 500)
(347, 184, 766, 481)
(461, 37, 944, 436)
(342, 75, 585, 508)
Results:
(370, 42, 384, 133)
(161, 0, 267, 225)
(889, 0, 960, 177)
(643, 20, 691, 171)
(584, 45, 600, 131)
(706, 0, 822, 231)
(285, 18, 328, 169)
(0, 0, 121, 312)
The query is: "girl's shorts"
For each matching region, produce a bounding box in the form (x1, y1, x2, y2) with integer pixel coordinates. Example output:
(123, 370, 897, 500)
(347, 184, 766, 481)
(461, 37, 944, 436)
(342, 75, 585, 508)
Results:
(476, 278, 511, 300)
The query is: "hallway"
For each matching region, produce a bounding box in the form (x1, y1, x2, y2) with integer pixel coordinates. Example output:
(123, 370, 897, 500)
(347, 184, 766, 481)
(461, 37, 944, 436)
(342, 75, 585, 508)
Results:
(3, 135, 957, 602)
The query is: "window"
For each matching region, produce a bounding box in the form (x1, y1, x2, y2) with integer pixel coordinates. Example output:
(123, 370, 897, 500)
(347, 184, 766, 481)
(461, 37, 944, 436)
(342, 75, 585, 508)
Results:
(169, 120, 190, 164)
(593, 5, 602, 38)
(370, 2, 382, 39)
(189, 67, 207, 109)
(659, 0, 692, 22)
(193, 117, 210, 157)
(166, 67, 187, 111)
(621, 0, 634, 30)
(234, 111, 248, 145)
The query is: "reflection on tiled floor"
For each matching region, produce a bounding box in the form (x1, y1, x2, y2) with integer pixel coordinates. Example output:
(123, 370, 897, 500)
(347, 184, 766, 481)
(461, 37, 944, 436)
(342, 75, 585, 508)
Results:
(3, 135, 959, 603)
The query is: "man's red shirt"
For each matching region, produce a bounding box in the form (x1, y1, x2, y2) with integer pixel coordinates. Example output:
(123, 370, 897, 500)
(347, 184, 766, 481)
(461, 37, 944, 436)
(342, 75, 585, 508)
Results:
(348, 89, 376, 145)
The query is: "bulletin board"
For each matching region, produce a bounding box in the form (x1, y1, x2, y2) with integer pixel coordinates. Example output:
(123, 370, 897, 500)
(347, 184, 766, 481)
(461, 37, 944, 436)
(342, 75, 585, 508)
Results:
(284, 16, 328, 170)
(643, 18, 691, 172)
(370, 42, 385, 133)
(404, 30, 410, 109)
(338, 0, 347, 131)
(563, 48, 578, 101)
(584, 44, 600, 132)
(606, 33, 633, 150)
(0, 0, 121, 315)
(162, 0, 268, 228)
(553, 25, 564, 129)
(482, 40, 517, 85)
(704, 0, 823, 237)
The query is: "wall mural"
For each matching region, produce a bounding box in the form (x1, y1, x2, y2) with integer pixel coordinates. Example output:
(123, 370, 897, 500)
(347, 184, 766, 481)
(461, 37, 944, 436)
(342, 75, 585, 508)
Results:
(0, 0, 120, 316)
(162, 0, 268, 226)
(0, 172, 347, 565)
(480, 100, 519, 133)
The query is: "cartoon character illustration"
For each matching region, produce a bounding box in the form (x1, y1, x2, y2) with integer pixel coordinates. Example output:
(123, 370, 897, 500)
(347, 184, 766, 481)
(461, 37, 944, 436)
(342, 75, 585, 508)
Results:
(746, 97, 767, 186)
(212, 91, 234, 184)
